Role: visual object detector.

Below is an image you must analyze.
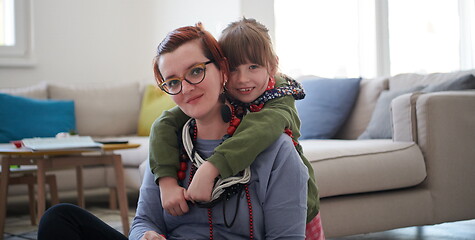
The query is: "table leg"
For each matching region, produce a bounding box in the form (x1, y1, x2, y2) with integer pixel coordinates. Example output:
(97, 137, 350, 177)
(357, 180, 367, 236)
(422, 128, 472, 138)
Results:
(0, 158, 11, 240)
(112, 155, 129, 235)
(47, 175, 60, 205)
(26, 175, 36, 225)
(76, 166, 85, 208)
(36, 159, 47, 222)
(109, 187, 118, 210)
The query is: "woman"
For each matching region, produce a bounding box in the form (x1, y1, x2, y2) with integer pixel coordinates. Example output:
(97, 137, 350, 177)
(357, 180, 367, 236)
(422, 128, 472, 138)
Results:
(37, 23, 308, 240)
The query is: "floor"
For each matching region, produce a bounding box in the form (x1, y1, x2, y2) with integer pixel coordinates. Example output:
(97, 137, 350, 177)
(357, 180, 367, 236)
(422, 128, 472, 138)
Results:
(3, 198, 475, 240)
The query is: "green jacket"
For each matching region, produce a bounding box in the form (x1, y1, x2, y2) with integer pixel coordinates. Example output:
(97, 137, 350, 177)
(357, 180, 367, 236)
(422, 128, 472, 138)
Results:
(149, 75, 319, 222)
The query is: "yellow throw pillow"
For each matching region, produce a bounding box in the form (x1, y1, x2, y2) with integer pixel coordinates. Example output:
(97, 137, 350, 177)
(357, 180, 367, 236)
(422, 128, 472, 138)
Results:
(137, 85, 176, 136)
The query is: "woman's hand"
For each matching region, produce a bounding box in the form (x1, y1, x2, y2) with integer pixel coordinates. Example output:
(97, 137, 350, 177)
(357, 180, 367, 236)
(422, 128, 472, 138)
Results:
(185, 161, 219, 202)
(158, 177, 189, 216)
(140, 231, 166, 240)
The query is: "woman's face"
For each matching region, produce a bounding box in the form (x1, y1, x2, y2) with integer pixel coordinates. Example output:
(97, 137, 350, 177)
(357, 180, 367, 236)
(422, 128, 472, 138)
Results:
(158, 40, 224, 120)
(226, 62, 271, 103)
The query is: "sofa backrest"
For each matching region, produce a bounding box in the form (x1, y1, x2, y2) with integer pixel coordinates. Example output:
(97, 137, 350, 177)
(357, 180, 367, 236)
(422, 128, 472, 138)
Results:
(48, 82, 142, 136)
(336, 77, 389, 139)
(0, 82, 48, 99)
(340, 69, 475, 140)
(389, 69, 475, 92)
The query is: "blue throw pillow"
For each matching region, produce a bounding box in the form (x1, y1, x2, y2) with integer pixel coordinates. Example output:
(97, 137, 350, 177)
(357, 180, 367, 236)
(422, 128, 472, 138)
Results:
(296, 77, 362, 139)
(422, 74, 475, 92)
(357, 85, 425, 140)
(0, 93, 76, 143)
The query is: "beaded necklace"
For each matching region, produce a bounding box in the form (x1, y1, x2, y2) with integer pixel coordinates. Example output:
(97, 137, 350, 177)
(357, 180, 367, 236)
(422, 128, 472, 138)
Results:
(175, 75, 303, 239)
(178, 112, 253, 240)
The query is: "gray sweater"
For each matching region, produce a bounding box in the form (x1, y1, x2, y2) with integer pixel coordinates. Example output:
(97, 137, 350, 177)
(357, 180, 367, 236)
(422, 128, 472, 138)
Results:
(129, 134, 308, 240)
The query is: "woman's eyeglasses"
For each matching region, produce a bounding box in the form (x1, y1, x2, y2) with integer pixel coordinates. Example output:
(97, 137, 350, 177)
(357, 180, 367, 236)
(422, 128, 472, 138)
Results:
(159, 60, 214, 95)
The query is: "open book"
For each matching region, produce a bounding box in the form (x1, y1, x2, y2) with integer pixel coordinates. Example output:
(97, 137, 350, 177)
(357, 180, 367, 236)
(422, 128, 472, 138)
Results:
(22, 136, 103, 151)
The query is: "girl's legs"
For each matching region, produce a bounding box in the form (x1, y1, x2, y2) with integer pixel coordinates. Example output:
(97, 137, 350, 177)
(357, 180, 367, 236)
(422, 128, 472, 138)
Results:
(37, 203, 128, 240)
(305, 212, 325, 240)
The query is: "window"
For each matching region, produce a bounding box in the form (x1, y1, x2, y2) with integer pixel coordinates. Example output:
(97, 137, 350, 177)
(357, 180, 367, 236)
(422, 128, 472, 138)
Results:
(0, 0, 33, 66)
(274, 0, 475, 78)
(274, 0, 375, 78)
(388, 0, 460, 74)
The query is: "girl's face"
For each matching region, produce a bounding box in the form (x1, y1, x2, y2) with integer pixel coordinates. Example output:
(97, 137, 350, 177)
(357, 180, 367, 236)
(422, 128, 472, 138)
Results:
(158, 40, 224, 120)
(226, 62, 271, 103)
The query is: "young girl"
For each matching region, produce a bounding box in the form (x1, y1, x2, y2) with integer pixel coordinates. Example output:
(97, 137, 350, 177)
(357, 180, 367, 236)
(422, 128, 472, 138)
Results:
(150, 18, 324, 239)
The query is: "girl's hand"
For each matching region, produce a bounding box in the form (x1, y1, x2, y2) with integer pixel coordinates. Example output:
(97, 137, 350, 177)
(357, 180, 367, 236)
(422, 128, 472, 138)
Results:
(158, 177, 189, 216)
(185, 161, 219, 202)
(140, 231, 166, 240)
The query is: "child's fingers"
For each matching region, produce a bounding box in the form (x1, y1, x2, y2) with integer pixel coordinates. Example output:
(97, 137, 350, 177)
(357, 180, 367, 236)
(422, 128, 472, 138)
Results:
(179, 199, 190, 214)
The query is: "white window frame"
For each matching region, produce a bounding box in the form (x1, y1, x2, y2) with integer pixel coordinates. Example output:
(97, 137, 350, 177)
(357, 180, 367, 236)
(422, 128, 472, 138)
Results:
(0, 0, 34, 66)
(459, 0, 475, 70)
(274, 0, 475, 78)
(377, 0, 475, 76)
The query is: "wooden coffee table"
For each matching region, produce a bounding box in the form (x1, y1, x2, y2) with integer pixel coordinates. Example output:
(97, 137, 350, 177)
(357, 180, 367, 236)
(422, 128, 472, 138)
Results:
(0, 143, 140, 238)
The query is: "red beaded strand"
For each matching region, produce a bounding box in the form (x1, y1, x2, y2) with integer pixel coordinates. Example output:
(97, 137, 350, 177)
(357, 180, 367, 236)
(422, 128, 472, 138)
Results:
(208, 208, 214, 240)
(186, 116, 254, 239)
(245, 185, 254, 240)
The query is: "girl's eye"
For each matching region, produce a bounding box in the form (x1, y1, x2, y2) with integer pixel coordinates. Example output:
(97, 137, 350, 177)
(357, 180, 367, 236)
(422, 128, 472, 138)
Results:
(249, 65, 259, 70)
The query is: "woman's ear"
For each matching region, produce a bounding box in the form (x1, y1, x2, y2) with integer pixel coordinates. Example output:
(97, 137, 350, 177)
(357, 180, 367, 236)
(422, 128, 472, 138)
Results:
(222, 75, 228, 90)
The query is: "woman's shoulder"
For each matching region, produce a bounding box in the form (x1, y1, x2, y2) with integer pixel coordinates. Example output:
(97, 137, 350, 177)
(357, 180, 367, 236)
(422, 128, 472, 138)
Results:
(266, 134, 298, 155)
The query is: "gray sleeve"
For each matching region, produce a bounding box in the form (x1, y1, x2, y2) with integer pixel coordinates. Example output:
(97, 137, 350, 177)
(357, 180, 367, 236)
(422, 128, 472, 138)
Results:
(256, 134, 309, 239)
(129, 163, 167, 240)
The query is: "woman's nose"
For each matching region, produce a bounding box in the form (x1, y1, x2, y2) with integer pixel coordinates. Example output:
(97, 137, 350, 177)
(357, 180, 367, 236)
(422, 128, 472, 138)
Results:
(181, 80, 195, 94)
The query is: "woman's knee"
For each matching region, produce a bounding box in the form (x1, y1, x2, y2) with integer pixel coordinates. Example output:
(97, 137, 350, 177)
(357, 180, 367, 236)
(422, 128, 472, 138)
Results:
(39, 203, 79, 225)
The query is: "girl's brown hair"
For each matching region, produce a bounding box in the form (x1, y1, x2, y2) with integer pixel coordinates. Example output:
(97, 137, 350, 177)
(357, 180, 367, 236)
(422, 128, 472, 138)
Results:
(219, 18, 278, 72)
(153, 23, 229, 85)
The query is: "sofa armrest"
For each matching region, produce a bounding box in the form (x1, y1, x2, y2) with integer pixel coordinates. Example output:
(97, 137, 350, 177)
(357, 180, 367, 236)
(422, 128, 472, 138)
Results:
(391, 92, 424, 142)
(410, 90, 475, 221)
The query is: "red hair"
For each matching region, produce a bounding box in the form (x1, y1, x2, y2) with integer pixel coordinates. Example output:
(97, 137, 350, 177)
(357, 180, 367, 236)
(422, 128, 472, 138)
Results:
(153, 23, 229, 85)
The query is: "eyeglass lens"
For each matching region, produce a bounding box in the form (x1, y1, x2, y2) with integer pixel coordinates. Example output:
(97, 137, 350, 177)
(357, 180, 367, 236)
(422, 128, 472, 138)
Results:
(162, 63, 207, 94)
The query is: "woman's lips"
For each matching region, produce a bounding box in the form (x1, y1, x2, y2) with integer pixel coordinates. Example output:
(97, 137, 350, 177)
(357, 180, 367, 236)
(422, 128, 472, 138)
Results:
(186, 94, 203, 104)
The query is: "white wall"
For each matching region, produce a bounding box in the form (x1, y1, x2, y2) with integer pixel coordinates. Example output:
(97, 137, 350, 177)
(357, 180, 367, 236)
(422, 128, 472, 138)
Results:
(1, 0, 158, 88)
(0, 0, 274, 88)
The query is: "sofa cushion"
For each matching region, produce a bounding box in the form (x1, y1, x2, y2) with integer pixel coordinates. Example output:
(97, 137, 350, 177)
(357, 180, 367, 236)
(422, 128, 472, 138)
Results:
(137, 85, 176, 136)
(300, 139, 426, 198)
(422, 74, 475, 92)
(109, 135, 149, 167)
(358, 85, 425, 139)
(49, 82, 141, 136)
(336, 77, 389, 139)
(296, 77, 361, 139)
(389, 69, 475, 92)
(0, 93, 76, 143)
(0, 82, 48, 99)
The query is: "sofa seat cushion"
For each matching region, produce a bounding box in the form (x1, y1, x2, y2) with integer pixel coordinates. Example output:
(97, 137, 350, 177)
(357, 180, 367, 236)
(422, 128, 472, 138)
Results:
(101, 136, 149, 167)
(300, 139, 426, 198)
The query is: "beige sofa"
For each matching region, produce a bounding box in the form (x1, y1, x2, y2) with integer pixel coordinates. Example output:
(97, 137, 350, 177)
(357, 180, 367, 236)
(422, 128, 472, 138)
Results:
(2, 69, 474, 238)
(300, 69, 475, 237)
(1, 82, 151, 200)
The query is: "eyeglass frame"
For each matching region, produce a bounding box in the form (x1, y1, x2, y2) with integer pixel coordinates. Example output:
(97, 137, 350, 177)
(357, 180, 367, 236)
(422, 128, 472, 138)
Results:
(158, 60, 215, 95)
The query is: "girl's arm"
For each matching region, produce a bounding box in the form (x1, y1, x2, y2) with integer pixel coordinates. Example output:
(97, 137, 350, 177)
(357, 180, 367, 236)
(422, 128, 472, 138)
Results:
(129, 164, 168, 240)
(208, 95, 300, 178)
(149, 106, 190, 183)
